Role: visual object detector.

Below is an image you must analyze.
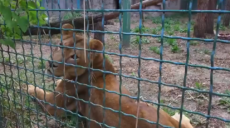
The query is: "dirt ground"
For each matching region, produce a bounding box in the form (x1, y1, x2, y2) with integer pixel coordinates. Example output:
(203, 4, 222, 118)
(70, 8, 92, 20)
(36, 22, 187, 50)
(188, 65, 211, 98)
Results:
(0, 13, 230, 128)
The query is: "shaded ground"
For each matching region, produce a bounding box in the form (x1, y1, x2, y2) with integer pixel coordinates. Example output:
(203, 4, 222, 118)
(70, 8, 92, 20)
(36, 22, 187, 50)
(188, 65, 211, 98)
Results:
(0, 13, 230, 128)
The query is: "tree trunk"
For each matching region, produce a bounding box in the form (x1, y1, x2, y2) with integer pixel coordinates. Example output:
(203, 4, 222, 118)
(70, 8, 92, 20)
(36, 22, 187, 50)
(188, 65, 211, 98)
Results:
(193, 0, 209, 38)
(180, 0, 188, 10)
(94, 22, 104, 42)
(223, 0, 230, 26)
(205, 0, 216, 34)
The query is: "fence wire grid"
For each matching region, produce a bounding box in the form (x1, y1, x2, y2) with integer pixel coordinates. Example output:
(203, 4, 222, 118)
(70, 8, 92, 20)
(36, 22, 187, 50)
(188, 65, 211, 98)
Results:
(0, 0, 230, 128)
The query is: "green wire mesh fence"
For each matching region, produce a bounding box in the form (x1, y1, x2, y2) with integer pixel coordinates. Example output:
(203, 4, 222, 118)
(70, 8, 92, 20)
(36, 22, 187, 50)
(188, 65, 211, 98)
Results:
(0, 0, 230, 128)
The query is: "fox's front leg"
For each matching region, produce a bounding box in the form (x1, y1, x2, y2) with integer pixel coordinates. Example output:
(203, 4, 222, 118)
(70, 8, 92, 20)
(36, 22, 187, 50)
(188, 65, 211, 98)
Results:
(27, 79, 75, 116)
(27, 79, 62, 101)
(55, 79, 62, 86)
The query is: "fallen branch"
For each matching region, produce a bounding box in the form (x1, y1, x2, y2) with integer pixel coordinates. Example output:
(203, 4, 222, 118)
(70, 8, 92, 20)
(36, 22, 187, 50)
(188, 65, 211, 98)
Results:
(23, 0, 163, 36)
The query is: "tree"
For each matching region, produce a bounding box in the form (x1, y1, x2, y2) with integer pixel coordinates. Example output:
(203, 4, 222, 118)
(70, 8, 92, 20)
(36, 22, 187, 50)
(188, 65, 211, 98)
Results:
(205, 0, 217, 34)
(194, 0, 209, 38)
(223, 0, 230, 26)
(194, 0, 217, 37)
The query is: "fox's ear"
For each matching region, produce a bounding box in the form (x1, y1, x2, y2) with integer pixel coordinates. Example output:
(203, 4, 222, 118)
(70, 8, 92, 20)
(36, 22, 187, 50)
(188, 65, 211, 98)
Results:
(62, 23, 74, 35)
(89, 39, 103, 51)
(88, 39, 103, 60)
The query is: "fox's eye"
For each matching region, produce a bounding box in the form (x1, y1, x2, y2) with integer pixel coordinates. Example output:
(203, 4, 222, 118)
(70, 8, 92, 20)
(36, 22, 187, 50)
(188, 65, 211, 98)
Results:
(59, 42, 62, 47)
(70, 55, 78, 59)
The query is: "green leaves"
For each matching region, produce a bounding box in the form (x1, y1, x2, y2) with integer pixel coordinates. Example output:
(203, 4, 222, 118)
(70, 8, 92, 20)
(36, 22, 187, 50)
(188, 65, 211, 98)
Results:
(0, 1, 15, 48)
(0, 38, 15, 49)
(26, 0, 47, 26)
(19, 0, 27, 10)
(17, 16, 29, 32)
(0, 0, 47, 49)
(27, 1, 37, 9)
(0, 5, 12, 21)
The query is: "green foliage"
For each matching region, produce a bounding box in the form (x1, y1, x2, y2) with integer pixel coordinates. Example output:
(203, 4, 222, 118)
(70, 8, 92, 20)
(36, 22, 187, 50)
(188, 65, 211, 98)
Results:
(191, 20, 195, 25)
(4, 57, 10, 63)
(0, 0, 47, 48)
(190, 41, 199, 46)
(157, 38, 181, 53)
(152, 26, 161, 35)
(152, 28, 158, 34)
(164, 24, 171, 30)
(16, 55, 25, 64)
(179, 28, 187, 33)
(167, 39, 177, 46)
(203, 49, 211, 55)
(225, 90, 230, 95)
(219, 98, 230, 113)
(131, 72, 137, 77)
(37, 58, 46, 69)
(149, 46, 160, 54)
(165, 39, 180, 53)
(105, 54, 113, 64)
(218, 90, 230, 113)
(162, 107, 176, 116)
(160, 99, 176, 116)
(219, 25, 227, 31)
(152, 17, 161, 24)
(171, 44, 180, 53)
(195, 82, 204, 90)
(110, 35, 116, 40)
(152, 15, 190, 34)
(157, 37, 162, 43)
(173, 24, 180, 31)
(131, 36, 150, 44)
(62, 11, 81, 20)
(132, 26, 149, 33)
(0, 58, 57, 127)
(167, 30, 174, 36)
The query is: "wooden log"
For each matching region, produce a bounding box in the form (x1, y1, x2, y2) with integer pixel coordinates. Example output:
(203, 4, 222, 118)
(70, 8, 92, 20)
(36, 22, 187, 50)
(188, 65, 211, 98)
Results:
(23, 0, 164, 36)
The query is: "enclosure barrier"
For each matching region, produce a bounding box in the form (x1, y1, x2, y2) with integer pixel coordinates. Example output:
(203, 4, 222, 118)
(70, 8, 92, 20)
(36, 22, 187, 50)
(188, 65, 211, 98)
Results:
(0, 0, 230, 128)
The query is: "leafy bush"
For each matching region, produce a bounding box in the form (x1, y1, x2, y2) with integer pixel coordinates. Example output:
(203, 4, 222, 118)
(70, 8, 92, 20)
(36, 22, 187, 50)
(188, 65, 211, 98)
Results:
(62, 11, 82, 20)
(132, 36, 150, 44)
(171, 44, 180, 53)
(149, 46, 160, 54)
(132, 26, 149, 33)
(0, 0, 47, 48)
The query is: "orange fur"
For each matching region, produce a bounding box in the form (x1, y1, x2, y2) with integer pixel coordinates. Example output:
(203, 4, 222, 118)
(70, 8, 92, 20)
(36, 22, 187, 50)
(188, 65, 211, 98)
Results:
(26, 23, 193, 128)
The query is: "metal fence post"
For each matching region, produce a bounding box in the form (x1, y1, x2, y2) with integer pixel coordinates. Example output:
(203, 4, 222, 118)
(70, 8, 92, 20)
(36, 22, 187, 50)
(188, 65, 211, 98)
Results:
(122, 0, 131, 48)
(77, 0, 81, 9)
